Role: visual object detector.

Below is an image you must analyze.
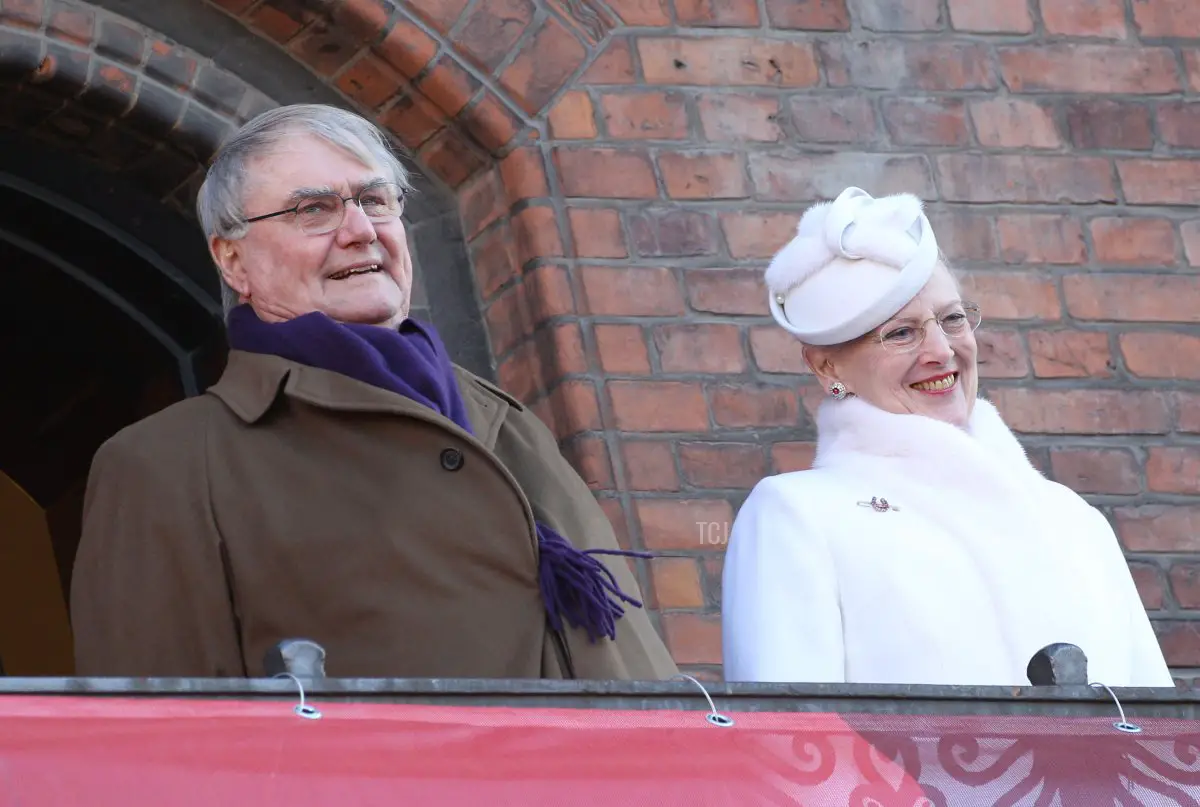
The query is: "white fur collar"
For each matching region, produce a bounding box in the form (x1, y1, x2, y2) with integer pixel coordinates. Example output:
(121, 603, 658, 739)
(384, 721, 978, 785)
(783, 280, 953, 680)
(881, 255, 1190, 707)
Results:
(812, 396, 1045, 500)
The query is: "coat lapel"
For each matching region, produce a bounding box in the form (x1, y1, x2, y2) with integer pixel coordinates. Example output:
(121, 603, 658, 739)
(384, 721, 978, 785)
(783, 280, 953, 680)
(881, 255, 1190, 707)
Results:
(207, 350, 511, 452)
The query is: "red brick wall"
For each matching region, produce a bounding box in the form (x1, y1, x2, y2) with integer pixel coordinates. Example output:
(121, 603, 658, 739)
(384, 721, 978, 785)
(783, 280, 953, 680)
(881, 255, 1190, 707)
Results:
(206, 0, 1200, 682)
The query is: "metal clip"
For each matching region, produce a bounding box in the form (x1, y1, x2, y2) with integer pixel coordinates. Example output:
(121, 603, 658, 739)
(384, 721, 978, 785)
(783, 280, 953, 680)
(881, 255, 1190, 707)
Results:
(1090, 682, 1141, 734)
(274, 672, 322, 720)
(857, 496, 899, 513)
(673, 673, 735, 727)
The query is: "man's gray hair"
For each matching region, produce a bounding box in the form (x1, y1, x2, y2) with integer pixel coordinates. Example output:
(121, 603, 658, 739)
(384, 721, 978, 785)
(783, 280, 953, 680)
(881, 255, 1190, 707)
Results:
(195, 103, 413, 315)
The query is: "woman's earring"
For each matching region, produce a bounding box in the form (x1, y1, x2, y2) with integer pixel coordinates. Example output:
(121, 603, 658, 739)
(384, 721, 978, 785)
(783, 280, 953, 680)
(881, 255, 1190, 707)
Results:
(829, 381, 849, 400)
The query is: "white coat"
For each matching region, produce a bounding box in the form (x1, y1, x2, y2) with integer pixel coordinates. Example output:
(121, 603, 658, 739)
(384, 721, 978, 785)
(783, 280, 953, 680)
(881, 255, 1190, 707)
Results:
(721, 395, 1174, 688)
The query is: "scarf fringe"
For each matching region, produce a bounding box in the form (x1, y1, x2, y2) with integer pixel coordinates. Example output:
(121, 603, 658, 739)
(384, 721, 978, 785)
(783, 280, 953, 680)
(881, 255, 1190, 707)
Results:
(537, 523, 650, 643)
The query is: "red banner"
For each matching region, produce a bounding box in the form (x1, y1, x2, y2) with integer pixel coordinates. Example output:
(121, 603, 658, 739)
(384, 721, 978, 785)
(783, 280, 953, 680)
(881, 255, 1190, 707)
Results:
(1, 695, 1198, 806)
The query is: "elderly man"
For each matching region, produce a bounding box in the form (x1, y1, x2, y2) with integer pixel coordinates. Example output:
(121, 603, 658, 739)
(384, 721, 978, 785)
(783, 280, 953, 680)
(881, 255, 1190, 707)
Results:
(71, 103, 678, 681)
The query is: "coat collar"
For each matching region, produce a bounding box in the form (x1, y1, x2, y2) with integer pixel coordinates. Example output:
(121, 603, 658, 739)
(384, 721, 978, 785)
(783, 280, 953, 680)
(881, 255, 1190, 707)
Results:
(206, 350, 517, 451)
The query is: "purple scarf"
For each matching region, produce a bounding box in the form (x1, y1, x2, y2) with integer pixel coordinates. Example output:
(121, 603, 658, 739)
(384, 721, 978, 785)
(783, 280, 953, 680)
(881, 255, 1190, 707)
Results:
(225, 304, 646, 644)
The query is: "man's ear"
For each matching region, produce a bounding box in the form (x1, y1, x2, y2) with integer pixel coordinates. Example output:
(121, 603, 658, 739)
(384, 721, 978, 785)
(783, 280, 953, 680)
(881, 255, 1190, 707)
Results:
(210, 236, 249, 299)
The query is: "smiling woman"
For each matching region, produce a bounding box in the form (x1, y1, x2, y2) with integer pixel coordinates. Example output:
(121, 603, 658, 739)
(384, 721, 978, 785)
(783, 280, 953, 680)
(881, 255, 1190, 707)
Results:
(721, 186, 1173, 690)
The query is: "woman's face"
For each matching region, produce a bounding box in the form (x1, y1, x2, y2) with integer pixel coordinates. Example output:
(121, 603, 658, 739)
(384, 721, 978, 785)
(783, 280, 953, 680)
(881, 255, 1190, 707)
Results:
(806, 264, 980, 428)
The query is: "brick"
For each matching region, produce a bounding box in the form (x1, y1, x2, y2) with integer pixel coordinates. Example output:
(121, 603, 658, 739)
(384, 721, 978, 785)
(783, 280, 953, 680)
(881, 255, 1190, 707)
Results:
(849, 0, 943, 31)
(581, 266, 684, 315)
(417, 127, 487, 188)
(167, 97, 229, 161)
(95, 18, 144, 67)
(622, 441, 680, 490)
(249, 3, 305, 42)
(47, 3, 93, 45)
(789, 95, 878, 144)
(606, 0, 671, 25)
(562, 435, 614, 490)
(679, 443, 767, 489)
(499, 146, 550, 201)
(659, 152, 748, 200)
(750, 152, 934, 203)
(555, 147, 658, 198)
(609, 381, 709, 431)
(1040, 0, 1129, 38)
(541, 380, 601, 440)
(1187, 51, 1200, 92)
(1130, 564, 1166, 611)
(1090, 218, 1177, 266)
(1121, 333, 1200, 379)
(526, 264, 576, 321)
(512, 205, 564, 267)
(414, 58, 479, 119)
(750, 327, 809, 374)
(756, 0, 848, 28)
(697, 95, 783, 143)
(1050, 448, 1141, 495)
(649, 557, 704, 610)
(821, 41, 996, 91)
(193, 66, 248, 118)
(335, 0, 394, 39)
(453, 0, 536, 72)
(568, 208, 626, 258)
(1158, 622, 1200, 667)
(970, 98, 1061, 149)
(375, 18, 439, 78)
(928, 210, 996, 262)
(1119, 160, 1200, 206)
(471, 221, 519, 300)
(499, 17, 588, 115)
(290, 20, 364, 77)
(1028, 330, 1113, 378)
(548, 91, 597, 139)
(1146, 447, 1200, 494)
(485, 284, 534, 356)
(655, 324, 745, 374)
(379, 92, 443, 150)
(335, 53, 402, 110)
(958, 271, 1062, 321)
(1133, 0, 1200, 36)
(676, 0, 760, 26)
(581, 36, 637, 84)
(996, 215, 1086, 265)
(595, 324, 651, 374)
(661, 612, 722, 664)
(936, 155, 1116, 204)
(721, 211, 799, 259)
(772, 441, 816, 473)
(948, 0, 1033, 31)
(710, 384, 799, 428)
(459, 93, 523, 153)
(686, 269, 769, 316)
(407, 0, 470, 32)
(639, 37, 820, 87)
(600, 91, 688, 139)
(1170, 564, 1200, 609)
(999, 45, 1179, 94)
(1064, 274, 1200, 322)
(1115, 506, 1200, 552)
(882, 97, 968, 147)
(1183, 221, 1200, 267)
(1065, 100, 1153, 151)
(1157, 102, 1200, 149)
(1175, 393, 1200, 433)
(990, 388, 1171, 434)
(629, 209, 716, 257)
(976, 328, 1029, 378)
(459, 170, 505, 239)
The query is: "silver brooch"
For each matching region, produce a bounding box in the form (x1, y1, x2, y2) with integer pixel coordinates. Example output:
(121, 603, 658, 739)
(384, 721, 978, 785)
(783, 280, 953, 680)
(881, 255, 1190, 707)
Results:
(858, 496, 899, 513)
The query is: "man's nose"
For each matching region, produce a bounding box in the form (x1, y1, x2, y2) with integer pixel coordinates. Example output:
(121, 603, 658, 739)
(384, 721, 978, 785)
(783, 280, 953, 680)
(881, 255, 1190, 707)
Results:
(336, 200, 377, 244)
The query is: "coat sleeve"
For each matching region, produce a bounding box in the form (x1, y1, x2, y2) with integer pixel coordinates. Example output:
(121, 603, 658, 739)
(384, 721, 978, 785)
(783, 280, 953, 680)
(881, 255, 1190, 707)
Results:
(722, 476, 845, 683)
(70, 426, 246, 678)
(491, 403, 679, 681)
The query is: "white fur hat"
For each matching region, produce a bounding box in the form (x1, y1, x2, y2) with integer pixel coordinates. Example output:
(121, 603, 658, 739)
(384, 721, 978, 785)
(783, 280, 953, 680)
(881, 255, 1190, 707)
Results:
(765, 186, 940, 346)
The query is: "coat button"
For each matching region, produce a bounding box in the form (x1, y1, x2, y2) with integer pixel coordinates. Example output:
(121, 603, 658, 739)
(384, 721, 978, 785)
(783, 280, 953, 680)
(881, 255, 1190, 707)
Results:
(440, 448, 464, 472)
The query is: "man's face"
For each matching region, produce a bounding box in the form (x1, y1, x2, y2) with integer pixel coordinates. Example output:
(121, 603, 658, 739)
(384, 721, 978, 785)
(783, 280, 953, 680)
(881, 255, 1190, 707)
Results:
(213, 132, 413, 329)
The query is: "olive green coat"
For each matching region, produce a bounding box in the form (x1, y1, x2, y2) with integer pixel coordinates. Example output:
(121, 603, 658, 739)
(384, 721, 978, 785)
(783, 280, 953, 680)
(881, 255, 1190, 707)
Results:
(70, 350, 678, 680)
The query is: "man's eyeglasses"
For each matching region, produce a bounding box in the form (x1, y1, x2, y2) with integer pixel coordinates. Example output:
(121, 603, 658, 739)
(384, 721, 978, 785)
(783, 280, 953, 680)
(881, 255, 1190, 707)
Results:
(875, 302, 982, 353)
(244, 181, 406, 235)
